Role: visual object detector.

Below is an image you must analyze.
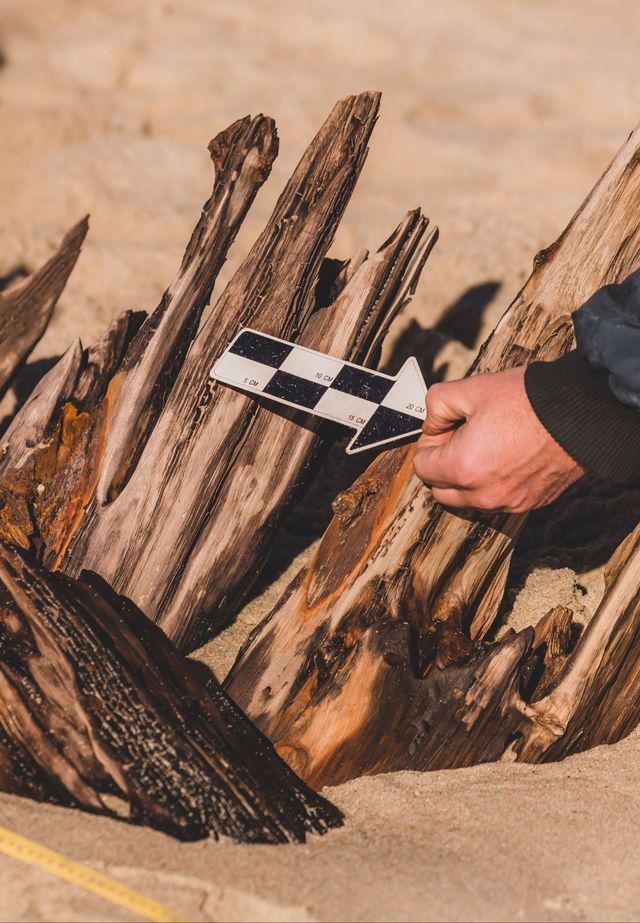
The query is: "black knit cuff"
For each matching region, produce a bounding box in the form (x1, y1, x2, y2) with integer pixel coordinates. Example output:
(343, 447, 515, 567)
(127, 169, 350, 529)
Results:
(524, 350, 640, 484)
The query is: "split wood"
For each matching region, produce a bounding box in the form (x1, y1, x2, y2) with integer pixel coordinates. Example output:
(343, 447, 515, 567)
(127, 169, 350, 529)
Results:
(2, 92, 640, 815)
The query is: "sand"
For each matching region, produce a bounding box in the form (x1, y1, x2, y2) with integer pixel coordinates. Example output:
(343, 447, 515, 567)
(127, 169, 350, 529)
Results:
(2, 0, 640, 920)
(4, 730, 640, 923)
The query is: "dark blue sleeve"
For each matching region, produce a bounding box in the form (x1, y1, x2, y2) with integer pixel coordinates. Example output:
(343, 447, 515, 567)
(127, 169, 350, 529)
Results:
(573, 268, 640, 409)
(524, 269, 640, 484)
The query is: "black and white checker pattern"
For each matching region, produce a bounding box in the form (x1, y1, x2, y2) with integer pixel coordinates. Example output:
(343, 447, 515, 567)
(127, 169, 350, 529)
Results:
(211, 329, 426, 453)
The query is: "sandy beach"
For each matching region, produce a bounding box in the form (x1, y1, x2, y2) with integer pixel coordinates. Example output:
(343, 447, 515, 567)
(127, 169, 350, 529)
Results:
(2, 1, 640, 920)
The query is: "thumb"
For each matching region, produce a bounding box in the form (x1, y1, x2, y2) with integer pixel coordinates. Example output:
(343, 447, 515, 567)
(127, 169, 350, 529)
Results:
(422, 379, 473, 437)
(413, 432, 461, 488)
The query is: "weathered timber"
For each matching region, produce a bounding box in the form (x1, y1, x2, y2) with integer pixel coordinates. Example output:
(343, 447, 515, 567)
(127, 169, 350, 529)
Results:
(0, 218, 87, 393)
(96, 115, 278, 503)
(0, 95, 440, 656)
(0, 114, 277, 571)
(153, 208, 436, 648)
(59, 93, 381, 637)
(0, 311, 144, 555)
(0, 542, 342, 842)
(48, 92, 437, 651)
(527, 605, 575, 701)
(226, 121, 640, 788)
(5, 91, 640, 802)
(514, 523, 640, 761)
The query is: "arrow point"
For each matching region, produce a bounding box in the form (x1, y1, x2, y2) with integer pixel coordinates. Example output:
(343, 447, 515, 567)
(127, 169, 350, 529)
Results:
(397, 356, 427, 396)
(346, 357, 426, 454)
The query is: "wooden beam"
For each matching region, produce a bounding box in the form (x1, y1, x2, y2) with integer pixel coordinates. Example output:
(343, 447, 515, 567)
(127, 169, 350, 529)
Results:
(0, 542, 342, 842)
(226, 121, 640, 788)
(58, 93, 428, 653)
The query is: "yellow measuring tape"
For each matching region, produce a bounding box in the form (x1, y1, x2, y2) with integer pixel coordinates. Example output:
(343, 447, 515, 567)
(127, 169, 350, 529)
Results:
(0, 824, 189, 922)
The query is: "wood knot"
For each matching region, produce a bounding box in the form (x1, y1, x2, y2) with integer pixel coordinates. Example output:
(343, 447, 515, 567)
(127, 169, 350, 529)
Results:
(533, 240, 559, 268)
(331, 476, 383, 528)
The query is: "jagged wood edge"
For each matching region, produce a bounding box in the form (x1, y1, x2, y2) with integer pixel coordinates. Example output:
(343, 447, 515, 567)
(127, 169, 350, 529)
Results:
(0, 542, 342, 842)
(0, 218, 88, 392)
(226, 120, 640, 788)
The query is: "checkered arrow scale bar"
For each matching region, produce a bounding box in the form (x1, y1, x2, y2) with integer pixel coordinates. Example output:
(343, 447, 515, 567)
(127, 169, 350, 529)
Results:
(210, 329, 427, 454)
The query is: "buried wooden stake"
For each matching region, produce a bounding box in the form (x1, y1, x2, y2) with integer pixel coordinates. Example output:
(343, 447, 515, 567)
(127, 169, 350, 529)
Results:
(0, 542, 342, 842)
(227, 119, 640, 788)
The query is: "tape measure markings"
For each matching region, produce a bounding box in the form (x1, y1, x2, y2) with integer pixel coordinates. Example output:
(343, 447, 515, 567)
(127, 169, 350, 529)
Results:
(0, 824, 189, 923)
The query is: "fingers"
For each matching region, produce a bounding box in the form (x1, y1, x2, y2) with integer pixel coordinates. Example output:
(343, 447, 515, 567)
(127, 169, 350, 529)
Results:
(415, 445, 509, 510)
(430, 486, 471, 509)
(416, 429, 454, 450)
(414, 375, 490, 506)
(422, 380, 473, 437)
(413, 439, 461, 488)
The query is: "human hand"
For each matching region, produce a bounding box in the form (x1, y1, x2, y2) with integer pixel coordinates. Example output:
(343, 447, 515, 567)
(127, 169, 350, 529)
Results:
(413, 367, 586, 512)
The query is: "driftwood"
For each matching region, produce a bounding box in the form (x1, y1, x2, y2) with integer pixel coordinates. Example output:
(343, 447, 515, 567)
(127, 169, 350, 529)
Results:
(4, 88, 640, 828)
(0, 219, 87, 393)
(0, 92, 437, 653)
(0, 310, 145, 552)
(226, 120, 640, 788)
(0, 94, 439, 837)
(0, 542, 341, 842)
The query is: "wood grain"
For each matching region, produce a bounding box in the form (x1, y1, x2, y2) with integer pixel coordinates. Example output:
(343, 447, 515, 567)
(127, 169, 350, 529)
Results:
(516, 523, 640, 761)
(0, 542, 342, 842)
(95, 115, 279, 504)
(0, 311, 144, 559)
(1, 94, 439, 657)
(4, 94, 640, 803)
(0, 219, 87, 393)
(58, 93, 434, 651)
(227, 121, 640, 788)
